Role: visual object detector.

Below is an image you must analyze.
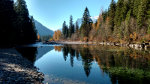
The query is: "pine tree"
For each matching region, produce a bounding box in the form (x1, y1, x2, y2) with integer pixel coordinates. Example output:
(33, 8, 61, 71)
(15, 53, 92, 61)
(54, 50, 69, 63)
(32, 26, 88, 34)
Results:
(15, 0, 37, 44)
(15, 0, 29, 22)
(114, 0, 124, 26)
(62, 21, 66, 37)
(75, 21, 79, 33)
(102, 10, 108, 22)
(147, 0, 150, 18)
(114, 0, 130, 39)
(82, 7, 92, 24)
(15, 0, 29, 43)
(0, 0, 37, 46)
(122, 0, 130, 21)
(147, 19, 150, 34)
(62, 21, 69, 38)
(133, 0, 141, 18)
(29, 16, 37, 42)
(128, 0, 134, 16)
(69, 15, 75, 37)
(0, 0, 16, 46)
(137, 0, 148, 28)
(147, 1, 150, 34)
(80, 7, 93, 41)
(108, 0, 116, 31)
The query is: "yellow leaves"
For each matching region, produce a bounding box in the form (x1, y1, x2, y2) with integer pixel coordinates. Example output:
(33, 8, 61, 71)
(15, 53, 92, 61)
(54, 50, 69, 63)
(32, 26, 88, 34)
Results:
(108, 37, 114, 42)
(54, 46, 62, 52)
(120, 39, 126, 44)
(146, 35, 150, 42)
(37, 33, 40, 40)
(83, 45, 88, 48)
(130, 32, 137, 41)
(141, 34, 150, 43)
(129, 34, 133, 38)
(53, 30, 62, 41)
(49, 38, 53, 41)
(106, 17, 110, 25)
(83, 37, 88, 42)
(96, 14, 103, 30)
(92, 23, 96, 29)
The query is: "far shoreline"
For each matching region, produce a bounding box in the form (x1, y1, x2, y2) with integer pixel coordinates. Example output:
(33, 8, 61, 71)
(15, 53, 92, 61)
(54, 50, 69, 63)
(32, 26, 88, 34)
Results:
(47, 41, 150, 50)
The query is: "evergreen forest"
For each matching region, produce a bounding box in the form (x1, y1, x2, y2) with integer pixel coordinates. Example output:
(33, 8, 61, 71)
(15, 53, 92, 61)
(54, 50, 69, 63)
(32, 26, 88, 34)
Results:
(0, 0, 37, 47)
(53, 0, 150, 44)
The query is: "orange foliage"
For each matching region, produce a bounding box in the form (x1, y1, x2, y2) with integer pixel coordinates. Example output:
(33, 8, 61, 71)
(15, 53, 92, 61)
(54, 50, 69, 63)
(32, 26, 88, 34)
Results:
(92, 23, 96, 29)
(142, 34, 150, 42)
(53, 30, 62, 41)
(106, 17, 110, 24)
(49, 38, 53, 41)
(130, 32, 137, 41)
(83, 37, 88, 42)
(108, 37, 114, 42)
(37, 33, 40, 40)
(96, 14, 103, 30)
(54, 46, 62, 52)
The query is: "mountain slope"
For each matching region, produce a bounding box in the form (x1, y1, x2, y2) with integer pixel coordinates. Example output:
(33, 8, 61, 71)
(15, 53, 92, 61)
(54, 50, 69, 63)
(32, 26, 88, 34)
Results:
(34, 20, 54, 37)
(36, 46, 54, 61)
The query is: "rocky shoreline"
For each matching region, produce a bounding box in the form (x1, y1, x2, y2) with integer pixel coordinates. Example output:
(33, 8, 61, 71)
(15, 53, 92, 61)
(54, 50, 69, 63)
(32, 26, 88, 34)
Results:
(57, 41, 150, 50)
(0, 48, 44, 84)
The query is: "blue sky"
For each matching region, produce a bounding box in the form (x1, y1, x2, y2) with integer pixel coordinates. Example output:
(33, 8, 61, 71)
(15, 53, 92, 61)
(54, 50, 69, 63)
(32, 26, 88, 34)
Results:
(25, 0, 118, 31)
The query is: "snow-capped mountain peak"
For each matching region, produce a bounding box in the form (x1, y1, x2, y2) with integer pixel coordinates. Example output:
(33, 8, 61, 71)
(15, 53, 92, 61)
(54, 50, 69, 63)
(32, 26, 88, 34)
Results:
(90, 16, 99, 23)
(76, 16, 99, 27)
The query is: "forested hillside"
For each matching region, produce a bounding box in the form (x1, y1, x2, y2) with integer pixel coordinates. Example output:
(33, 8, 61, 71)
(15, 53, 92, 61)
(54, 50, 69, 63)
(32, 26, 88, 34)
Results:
(54, 0, 150, 44)
(34, 20, 54, 41)
(0, 0, 37, 47)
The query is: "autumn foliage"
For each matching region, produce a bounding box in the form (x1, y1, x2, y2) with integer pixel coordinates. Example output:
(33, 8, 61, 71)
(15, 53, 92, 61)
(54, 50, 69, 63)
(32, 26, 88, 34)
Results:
(53, 0, 150, 44)
(37, 34, 40, 40)
(53, 30, 62, 41)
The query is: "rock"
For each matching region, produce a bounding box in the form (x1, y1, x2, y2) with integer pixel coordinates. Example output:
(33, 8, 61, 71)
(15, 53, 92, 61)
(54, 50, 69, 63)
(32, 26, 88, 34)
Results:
(0, 49, 44, 83)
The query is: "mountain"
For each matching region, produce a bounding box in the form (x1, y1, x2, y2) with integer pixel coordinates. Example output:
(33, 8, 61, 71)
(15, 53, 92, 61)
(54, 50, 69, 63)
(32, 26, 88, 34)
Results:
(90, 16, 99, 23)
(36, 46, 54, 61)
(34, 20, 54, 37)
(76, 16, 99, 27)
(59, 16, 99, 31)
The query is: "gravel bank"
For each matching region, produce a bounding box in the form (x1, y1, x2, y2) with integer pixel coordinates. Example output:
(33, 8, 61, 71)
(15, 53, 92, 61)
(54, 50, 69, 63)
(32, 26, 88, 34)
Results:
(0, 48, 44, 84)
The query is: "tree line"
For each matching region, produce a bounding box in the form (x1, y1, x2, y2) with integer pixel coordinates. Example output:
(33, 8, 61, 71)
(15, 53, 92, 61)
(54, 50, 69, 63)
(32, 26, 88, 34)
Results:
(54, 0, 150, 43)
(59, 44, 150, 81)
(0, 0, 37, 47)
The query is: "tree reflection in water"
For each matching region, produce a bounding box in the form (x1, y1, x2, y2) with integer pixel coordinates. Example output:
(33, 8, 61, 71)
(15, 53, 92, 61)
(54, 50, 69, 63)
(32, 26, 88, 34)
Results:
(16, 46, 54, 64)
(80, 47, 93, 77)
(16, 47, 37, 64)
(54, 44, 150, 84)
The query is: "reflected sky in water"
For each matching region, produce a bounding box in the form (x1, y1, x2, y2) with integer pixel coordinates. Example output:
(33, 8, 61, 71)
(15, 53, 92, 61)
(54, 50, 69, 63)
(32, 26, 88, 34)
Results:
(35, 46, 111, 84)
(22, 44, 150, 84)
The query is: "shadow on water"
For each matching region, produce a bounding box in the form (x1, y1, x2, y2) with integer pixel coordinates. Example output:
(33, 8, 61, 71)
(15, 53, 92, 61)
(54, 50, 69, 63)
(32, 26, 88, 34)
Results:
(16, 47, 37, 63)
(55, 44, 150, 84)
(16, 46, 54, 63)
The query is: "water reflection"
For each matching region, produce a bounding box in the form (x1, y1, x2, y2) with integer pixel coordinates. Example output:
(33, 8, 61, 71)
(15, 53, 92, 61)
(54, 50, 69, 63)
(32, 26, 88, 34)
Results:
(55, 45, 150, 84)
(16, 47, 37, 63)
(36, 46, 54, 61)
(16, 46, 54, 63)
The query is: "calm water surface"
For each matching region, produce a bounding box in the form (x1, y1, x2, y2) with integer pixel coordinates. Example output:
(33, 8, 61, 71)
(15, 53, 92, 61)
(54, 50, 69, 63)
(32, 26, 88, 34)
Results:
(17, 44, 150, 84)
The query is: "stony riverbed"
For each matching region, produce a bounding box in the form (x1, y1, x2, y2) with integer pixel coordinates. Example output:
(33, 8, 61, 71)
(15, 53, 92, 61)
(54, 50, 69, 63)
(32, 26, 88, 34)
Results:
(0, 49, 44, 84)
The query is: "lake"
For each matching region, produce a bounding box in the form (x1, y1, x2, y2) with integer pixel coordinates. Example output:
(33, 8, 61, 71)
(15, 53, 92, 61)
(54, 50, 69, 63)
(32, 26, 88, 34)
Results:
(17, 44, 150, 84)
